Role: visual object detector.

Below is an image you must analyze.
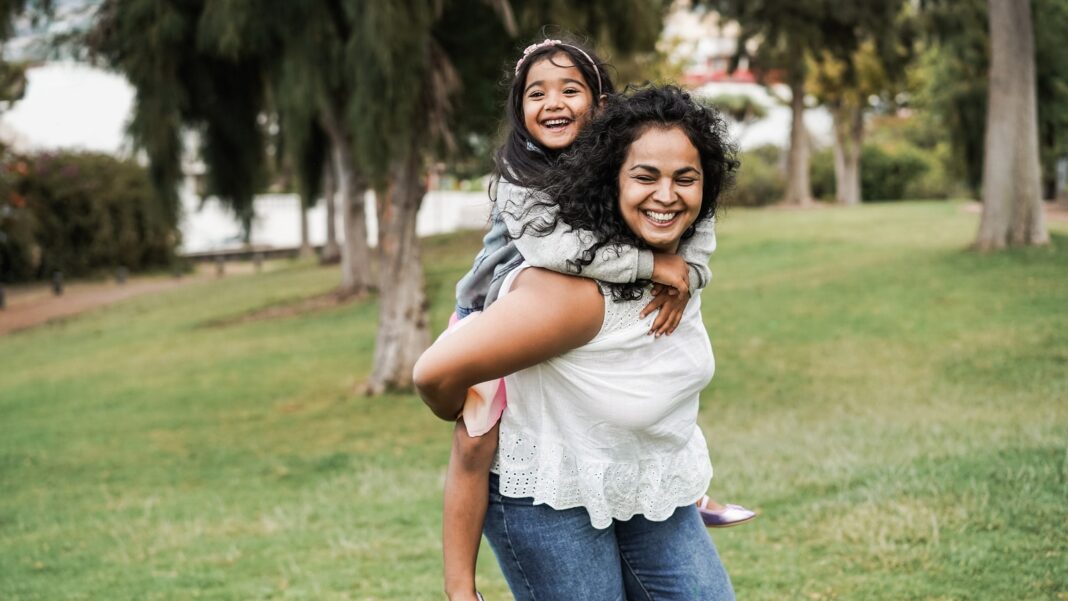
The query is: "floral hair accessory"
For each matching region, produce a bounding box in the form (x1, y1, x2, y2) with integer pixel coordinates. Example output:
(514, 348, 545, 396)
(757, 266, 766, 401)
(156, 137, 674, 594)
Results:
(513, 39, 603, 96)
(515, 39, 563, 75)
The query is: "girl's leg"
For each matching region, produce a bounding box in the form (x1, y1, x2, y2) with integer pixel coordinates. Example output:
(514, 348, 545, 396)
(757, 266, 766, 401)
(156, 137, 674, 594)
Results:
(443, 420, 500, 601)
(482, 474, 625, 601)
(615, 504, 735, 601)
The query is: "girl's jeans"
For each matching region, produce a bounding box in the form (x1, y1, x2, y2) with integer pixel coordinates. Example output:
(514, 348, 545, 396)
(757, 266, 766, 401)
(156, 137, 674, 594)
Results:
(483, 474, 736, 601)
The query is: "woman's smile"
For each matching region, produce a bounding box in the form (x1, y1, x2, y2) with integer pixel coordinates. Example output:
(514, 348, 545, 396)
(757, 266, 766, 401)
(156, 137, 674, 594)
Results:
(641, 209, 682, 226)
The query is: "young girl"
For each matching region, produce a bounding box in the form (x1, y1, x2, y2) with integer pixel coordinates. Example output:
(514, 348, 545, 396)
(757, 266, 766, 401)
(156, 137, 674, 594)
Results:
(441, 38, 753, 601)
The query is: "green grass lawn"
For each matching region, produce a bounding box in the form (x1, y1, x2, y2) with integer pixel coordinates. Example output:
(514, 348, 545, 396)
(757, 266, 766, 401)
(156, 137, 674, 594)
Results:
(2, 201, 1066, 600)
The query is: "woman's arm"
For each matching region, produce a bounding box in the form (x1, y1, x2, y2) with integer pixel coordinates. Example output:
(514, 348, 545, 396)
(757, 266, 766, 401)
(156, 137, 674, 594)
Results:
(413, 268, 605, 421)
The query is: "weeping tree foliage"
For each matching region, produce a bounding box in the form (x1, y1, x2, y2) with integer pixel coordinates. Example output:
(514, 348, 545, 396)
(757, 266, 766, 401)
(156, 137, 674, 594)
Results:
(89, 0, 269, 235)
(281, 1, 377, 295)
(706, 0, 908, 205)
(0, 1, 51, 111)
(269, 55, 330, 258)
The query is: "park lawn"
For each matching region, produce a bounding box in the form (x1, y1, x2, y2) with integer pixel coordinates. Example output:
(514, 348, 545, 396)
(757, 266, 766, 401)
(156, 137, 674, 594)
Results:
(1, 201, 1066, 600)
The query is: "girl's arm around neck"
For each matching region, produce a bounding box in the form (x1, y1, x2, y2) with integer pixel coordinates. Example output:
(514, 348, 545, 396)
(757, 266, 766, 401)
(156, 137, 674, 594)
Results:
(496, 181, 655, 283)
(414, 268, 605, 421)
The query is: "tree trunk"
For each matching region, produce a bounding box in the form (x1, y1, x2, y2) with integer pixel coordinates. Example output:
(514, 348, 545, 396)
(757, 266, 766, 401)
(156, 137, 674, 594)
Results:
(321, 102, 374, 295)
(832, 104, 864, 205)
(321, 156, 341, 264)
(976, 0, 1049, 250)
(366, 150, 431, 395)
(848, 107, 863, 204)
(784, 73, 814, 206)
(298, 197, 313, 259)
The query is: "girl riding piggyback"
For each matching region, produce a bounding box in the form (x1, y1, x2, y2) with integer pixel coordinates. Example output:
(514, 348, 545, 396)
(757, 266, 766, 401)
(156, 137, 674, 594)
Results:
(439, 37, 752, 601)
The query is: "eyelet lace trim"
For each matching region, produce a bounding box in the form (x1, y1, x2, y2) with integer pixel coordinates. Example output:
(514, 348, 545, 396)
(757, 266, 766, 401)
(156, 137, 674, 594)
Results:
(492, 425, 713, 529)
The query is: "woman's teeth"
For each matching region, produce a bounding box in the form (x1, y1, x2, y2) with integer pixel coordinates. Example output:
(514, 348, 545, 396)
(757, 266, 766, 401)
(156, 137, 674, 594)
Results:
(643, 210, 678, 224)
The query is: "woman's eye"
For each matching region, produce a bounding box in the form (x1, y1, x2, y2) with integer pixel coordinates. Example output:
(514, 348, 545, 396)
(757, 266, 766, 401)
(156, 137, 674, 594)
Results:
(635, 176, 656, 183)
(676, 178, 697, 186)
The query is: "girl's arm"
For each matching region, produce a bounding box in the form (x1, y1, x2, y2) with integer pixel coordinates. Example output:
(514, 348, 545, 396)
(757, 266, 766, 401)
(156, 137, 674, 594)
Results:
(677, 215, 717, 292)
(496, 181, 659, 284)
(414, 267, 604, 420)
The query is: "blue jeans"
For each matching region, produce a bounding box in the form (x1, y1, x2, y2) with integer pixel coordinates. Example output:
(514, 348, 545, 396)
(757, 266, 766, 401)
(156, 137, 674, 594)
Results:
(483, 474, 735, 601)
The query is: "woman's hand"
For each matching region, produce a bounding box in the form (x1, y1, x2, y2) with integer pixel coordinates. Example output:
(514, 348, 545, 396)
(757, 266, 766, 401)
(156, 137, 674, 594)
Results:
(641, 284, 689, 336)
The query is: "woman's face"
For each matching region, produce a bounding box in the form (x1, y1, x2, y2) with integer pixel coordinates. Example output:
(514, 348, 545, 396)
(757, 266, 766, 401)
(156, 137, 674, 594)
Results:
(617, 126, 703, 253)
(522, 52, 594, 150)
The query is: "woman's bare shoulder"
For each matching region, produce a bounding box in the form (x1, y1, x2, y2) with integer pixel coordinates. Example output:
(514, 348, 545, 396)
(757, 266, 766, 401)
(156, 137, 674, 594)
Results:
(510, 267, 605, 329)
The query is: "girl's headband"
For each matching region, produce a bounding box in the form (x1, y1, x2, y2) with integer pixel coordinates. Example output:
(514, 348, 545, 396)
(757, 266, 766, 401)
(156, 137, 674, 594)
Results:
(514, 39, 603, 97)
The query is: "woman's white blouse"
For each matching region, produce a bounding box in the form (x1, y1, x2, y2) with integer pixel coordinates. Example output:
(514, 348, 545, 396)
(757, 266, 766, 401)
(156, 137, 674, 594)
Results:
(491, 264, 715, 529)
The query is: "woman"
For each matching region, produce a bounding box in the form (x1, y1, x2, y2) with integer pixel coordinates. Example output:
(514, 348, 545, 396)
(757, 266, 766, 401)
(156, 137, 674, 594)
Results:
(414, 85, 737, 600)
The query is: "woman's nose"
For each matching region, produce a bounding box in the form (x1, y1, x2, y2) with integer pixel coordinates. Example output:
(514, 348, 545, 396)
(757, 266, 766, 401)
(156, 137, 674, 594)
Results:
(652, 179, 674, 203)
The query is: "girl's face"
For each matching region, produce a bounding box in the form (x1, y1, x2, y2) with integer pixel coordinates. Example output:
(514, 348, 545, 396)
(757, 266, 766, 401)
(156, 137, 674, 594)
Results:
(617, 126, 703, 253)
(522, 52, 595, 150)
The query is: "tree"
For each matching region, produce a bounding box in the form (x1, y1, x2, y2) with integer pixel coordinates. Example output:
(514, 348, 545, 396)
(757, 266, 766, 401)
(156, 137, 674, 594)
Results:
(90, 1, 375, 292)
(89, 0, 268, 234)
(808, 31, 912, 205)
(975, 0, 1048, 250)
(708, 0, 907, 206)
(320, 159, 340, 263)
(920, 0, 1068, 201)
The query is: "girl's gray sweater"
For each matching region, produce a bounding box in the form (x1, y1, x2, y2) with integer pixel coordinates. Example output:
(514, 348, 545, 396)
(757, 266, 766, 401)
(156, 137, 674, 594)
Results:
(455, 180, 716, 314)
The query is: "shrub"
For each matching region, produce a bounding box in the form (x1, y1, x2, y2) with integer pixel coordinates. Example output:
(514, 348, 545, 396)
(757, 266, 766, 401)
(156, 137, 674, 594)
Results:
(809, 139, 957, 202)
(731, 145, 785, 207)
(0, 151, 178, 282)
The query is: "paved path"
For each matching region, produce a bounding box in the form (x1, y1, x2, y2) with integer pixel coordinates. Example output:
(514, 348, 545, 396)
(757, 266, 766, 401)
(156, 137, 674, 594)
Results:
(0, 272, 211, 336)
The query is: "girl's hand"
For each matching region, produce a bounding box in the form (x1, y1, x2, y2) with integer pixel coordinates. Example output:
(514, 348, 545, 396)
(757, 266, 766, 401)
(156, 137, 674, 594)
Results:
(651, 253, 690, 299)
(641, 284, 689, 336)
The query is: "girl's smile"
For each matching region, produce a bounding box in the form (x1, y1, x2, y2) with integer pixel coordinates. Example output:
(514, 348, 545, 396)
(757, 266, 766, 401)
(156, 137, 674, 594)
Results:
(522, 52, 593, 150)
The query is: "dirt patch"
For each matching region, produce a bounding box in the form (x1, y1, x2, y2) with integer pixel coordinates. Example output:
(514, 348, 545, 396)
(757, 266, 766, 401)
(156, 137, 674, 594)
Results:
(201, 290, 365, 328)
(1046, 203, 1068, 222)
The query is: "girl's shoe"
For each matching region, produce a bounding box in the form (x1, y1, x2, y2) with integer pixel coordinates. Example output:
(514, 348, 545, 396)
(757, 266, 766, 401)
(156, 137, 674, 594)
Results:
(698, 496, 757, 528)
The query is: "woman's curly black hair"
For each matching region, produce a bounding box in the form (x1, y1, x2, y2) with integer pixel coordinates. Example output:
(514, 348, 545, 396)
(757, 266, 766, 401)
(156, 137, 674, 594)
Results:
(518, 84, 737, 300)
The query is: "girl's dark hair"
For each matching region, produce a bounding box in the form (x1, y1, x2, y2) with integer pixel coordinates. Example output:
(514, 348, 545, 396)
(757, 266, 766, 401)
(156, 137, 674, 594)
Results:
(492, 37, 616, 189)
(518, 85, 737, 300)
